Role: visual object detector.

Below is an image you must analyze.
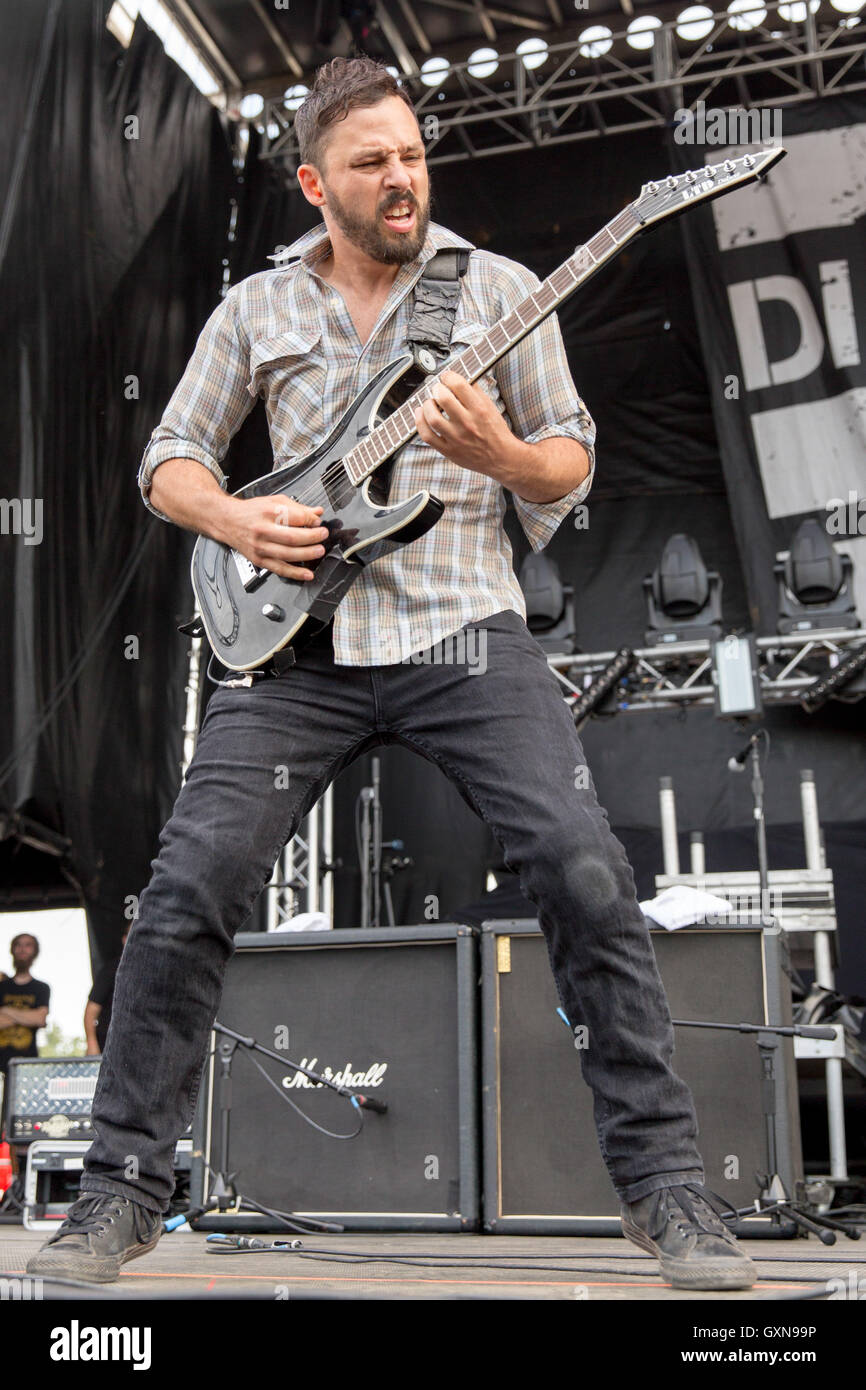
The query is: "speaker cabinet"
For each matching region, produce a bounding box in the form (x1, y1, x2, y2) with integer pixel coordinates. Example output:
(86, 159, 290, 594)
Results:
(191, 926, 479, 1231)
(481, 919, 803, 1233)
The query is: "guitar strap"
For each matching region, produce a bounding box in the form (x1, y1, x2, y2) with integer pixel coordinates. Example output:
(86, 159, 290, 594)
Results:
(401, 247, 472, 388)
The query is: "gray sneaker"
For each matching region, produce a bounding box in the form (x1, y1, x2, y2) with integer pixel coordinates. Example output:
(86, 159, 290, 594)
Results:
(621, 1183, 757, 1290)
(26, 1194, 163, 1283)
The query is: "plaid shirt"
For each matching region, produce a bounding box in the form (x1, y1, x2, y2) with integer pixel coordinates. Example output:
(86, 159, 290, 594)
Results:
(139, 220, 596, 666)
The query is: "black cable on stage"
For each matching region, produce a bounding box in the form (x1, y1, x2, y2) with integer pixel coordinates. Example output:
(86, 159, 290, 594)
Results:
(201, 1242, 839, 1286)
(240, 1047, 363, 1140)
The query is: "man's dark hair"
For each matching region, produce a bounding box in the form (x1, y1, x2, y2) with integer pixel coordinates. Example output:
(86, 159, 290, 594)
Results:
(11, 933, 39, 959)
(295, 56, 417, 174)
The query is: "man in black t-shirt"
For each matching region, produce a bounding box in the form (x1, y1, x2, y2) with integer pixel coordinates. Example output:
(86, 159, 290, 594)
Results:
(0, 935, 51, 1078)
(84, 930, 128, 1056)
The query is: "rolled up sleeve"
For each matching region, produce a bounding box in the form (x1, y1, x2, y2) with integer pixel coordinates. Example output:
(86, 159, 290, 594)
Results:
(138, 287, 255, 521)
(491, 263, 596, 552)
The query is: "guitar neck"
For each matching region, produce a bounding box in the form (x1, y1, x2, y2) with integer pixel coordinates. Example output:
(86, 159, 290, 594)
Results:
(343, 203, 642, 487)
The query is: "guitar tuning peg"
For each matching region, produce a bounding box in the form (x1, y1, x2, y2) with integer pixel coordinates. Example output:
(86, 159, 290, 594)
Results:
(666, 175, 677, 189)
(724, 160, 737, 173)
(744, 153, 755, 168)
(646, 180, 659, 195)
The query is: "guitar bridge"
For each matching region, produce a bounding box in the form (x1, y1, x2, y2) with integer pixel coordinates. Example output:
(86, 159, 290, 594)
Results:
(231, 549, 268, 592)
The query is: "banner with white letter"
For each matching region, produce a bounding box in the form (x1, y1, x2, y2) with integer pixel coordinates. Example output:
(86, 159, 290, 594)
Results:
(671, 97, 866, 630)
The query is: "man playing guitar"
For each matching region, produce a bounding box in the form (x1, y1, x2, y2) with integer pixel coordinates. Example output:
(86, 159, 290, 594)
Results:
(29, 55, 755, 1291)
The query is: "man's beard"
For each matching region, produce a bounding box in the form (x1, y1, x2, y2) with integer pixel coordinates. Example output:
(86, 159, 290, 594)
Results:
(322, 180, 431, 265)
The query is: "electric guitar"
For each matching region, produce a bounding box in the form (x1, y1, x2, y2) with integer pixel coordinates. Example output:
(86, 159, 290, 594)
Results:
(191, 146, 785, 670)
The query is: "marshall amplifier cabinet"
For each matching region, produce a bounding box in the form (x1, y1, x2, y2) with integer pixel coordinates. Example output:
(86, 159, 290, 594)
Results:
(3, 1057, 101, 1145)
(191, 925, 479, 1232)
(480, 919, 803, 1235)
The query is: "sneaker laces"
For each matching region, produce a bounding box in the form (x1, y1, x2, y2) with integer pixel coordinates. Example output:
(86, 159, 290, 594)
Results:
(55, 1195, 157, 1243)
(663, 1183, 738, 1238)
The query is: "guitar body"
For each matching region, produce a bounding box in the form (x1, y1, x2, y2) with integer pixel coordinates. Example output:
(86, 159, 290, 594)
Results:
(191, 353, 443, 670)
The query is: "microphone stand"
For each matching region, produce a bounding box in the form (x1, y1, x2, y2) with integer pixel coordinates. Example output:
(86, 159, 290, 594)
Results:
(191, 1021, 388, 1237)
(729, 731, 771, 924)
(749, 738, 771, 926)
(672, 1017, 860, 1241)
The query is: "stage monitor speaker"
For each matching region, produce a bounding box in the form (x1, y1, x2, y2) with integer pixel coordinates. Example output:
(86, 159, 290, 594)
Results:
(481, 919, 803, 1234)
(191, 925, 479, 1231)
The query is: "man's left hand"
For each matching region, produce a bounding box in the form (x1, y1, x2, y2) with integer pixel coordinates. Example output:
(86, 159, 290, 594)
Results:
(413, 370, 516, 478)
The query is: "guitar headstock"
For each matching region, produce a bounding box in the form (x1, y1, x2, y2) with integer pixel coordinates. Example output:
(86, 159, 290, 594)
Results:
(634, 146, 787, 226)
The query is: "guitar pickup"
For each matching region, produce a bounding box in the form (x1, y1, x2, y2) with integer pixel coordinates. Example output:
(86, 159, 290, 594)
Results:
(231, 549, 268, 592)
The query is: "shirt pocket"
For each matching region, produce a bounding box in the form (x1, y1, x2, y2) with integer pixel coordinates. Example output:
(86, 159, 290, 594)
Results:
(248, 327, 323, 398)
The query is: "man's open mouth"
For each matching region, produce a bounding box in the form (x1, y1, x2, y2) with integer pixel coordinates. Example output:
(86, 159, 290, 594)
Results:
(382, 203, 416, 230)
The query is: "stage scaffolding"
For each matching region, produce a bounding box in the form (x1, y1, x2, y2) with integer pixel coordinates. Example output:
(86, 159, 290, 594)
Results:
(249, 4, 866, 174)
(547, 625, 866, 711)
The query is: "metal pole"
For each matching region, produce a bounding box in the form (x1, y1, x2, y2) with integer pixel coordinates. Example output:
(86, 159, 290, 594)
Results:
(659, 776, 680, 876)
(359, 790, 373, 930)
(800, 769, 847, 1180)
(800, 770, 823, 875)
(180, 633, 204, 782)
(689, 832, 705, 875)
(308, 805, 320, 914)
(322, 785, 334, 925)
(750, 742, 771, 924)
(371, 756, 382, 930)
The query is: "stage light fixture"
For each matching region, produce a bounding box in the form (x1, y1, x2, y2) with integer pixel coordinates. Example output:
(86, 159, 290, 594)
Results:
(727, 0, 768, 29)
(626, 15, 663, 48)
(468, 47, 499, 78)
(775, 519, 859, 633)
(643, 533, 724, 645)
(239, 94, 264, 120)
(283, 85, 309, 110)
(421, 57, 450, 86)
(676, 5, 716, 39)
(518, 553, 577, 654)
(578, 26, 614, 58)
(829, 0, 864, 12)
(266, 122, 280, 140)
(778, 0, 819, 17)
(517, 38, 549, 69)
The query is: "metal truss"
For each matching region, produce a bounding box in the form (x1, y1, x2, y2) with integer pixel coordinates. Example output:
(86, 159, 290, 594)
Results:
(547, 626, 866, 713)
(265, 786, 334, 929)
(257, 2, 866, 175)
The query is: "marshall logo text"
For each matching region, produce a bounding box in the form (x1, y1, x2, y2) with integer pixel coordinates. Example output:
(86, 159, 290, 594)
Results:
(281, 1060, 388, 1090)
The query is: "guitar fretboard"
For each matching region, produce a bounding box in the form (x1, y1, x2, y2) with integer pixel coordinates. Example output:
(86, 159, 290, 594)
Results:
(343, 204, 640, 486)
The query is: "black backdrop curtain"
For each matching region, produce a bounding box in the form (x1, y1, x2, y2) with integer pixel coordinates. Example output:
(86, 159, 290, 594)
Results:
(2, 5, 863, 987)
(0, 2, 290, 967)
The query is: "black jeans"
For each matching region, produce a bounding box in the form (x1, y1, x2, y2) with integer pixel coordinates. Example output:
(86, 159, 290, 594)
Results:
(82, 609, 703, 1213)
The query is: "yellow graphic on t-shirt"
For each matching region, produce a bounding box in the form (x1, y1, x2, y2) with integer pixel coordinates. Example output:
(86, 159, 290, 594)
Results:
(0, 995, 37, 1051)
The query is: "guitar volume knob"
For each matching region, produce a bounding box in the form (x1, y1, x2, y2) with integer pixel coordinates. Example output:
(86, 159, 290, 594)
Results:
(262, 603, 285, 622)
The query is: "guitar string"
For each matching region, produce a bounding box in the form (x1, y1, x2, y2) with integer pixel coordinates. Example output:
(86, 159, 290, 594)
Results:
(265, 206, 644, 517)
(266, 293, 566, 512)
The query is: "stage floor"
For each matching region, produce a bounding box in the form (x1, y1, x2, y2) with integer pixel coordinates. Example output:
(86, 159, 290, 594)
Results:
(0, 1228, 857, 1300)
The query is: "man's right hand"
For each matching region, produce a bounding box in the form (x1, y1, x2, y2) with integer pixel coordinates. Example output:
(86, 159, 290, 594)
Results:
(219, 494, 330, 582)
(147, 461, 330, 581)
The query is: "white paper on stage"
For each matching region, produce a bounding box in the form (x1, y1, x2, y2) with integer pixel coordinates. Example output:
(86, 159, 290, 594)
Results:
(639, 885, 733, 931)
(267, 912, 332, 933)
